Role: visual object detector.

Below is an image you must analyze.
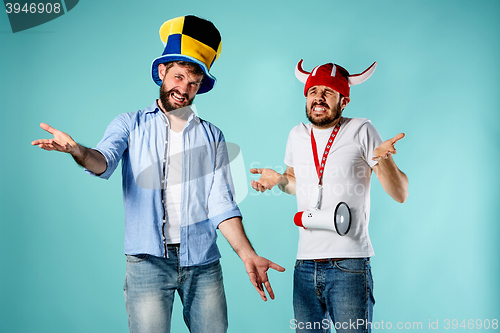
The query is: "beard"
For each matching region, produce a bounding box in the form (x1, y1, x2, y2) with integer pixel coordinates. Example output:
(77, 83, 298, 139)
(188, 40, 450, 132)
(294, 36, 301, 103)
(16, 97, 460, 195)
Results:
(306, 100, 343, 128)
(159, 85, 195, 112)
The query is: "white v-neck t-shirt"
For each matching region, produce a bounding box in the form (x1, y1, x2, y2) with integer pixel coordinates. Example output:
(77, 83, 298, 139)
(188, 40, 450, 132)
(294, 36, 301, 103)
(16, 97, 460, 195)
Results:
(165, 129, 183, 244)
(284, 117, 383, 259)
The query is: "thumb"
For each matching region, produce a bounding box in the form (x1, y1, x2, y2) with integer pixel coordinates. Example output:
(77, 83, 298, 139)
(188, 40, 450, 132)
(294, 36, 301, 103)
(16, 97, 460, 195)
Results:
(269, 260, 286, 272)
(250, 168, 262, 174)
(40, 123, 57, 135)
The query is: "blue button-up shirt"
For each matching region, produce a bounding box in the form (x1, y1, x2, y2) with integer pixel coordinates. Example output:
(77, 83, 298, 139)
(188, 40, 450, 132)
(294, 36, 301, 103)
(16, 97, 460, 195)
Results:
(86, 101, 241, 266)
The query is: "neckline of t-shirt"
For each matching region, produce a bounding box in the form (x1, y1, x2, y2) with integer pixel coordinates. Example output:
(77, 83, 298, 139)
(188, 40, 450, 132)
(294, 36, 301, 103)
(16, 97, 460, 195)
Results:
(169, 129, 184, 137)
(309, 118, 345, 135)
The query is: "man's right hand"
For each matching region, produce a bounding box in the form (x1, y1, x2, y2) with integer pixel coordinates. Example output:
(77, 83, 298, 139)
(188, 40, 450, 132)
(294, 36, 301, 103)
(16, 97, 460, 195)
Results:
(32, 123, 107, 174)
(31, 123, 78, 154)
(250, 168, 285, 192)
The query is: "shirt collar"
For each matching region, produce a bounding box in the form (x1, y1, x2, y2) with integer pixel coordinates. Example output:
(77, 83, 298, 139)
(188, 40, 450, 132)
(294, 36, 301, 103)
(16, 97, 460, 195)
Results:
(305, 117, 345, 132)
(147, 100, 201, 124)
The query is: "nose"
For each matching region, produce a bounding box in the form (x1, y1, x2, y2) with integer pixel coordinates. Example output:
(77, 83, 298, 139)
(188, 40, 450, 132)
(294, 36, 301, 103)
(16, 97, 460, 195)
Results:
(177, 81, 189, 94)
(314, 89, 329, 103)
(315, 94, 324, 103)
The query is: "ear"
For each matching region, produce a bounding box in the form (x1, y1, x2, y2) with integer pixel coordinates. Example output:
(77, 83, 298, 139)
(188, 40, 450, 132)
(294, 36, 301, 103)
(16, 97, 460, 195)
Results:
(158, 63, 167, 81)
(341, 96, 350, 109)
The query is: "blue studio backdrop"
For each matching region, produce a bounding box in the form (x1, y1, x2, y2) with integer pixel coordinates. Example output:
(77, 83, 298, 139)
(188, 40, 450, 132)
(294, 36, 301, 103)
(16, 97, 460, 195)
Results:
(1, 0, 499, 332)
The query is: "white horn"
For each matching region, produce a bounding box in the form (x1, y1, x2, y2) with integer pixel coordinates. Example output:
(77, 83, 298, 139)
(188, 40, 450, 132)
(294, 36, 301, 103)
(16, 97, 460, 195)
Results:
(295, 59, 310, 83)
(348, 62, 377, 86)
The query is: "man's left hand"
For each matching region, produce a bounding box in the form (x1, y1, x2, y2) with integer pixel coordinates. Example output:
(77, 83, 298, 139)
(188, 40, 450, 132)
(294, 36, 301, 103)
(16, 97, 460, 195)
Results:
(373, 133, 405, 161)
(243, 256, 285, 301)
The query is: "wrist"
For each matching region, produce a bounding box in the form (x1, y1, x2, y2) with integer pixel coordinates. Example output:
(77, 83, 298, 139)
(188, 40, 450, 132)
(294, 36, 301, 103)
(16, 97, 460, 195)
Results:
(70, 142, 83, 157)
(278, 174, 289, 186)
(376, 155, 396, 168)
(241, 251, 259, 262)
(234, 242, 258, 261)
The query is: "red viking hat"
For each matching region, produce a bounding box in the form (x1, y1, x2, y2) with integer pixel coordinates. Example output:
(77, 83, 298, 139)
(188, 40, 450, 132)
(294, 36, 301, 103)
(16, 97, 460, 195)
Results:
(295, 60, 377, 97)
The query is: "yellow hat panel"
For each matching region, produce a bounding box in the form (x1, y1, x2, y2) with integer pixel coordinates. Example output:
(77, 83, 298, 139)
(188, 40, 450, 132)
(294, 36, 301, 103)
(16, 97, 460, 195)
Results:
(181, 35, 217, 71)
(159, 16, 184, 44)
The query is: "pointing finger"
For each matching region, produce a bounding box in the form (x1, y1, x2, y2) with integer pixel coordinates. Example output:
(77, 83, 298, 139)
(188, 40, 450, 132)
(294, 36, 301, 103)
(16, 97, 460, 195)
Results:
(250, 168, 262, 174)
(392, 133, 405, 143)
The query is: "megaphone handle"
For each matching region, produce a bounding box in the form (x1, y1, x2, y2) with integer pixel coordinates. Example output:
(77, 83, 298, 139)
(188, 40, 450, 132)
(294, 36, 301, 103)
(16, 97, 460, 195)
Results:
(311, 185, 323, 210)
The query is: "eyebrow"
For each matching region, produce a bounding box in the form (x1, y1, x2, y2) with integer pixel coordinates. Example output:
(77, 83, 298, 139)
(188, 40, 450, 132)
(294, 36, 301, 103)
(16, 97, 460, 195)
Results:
(311, 87, 335, 94)
(189, 77, 202, 85)
(174, 71, 202, 85)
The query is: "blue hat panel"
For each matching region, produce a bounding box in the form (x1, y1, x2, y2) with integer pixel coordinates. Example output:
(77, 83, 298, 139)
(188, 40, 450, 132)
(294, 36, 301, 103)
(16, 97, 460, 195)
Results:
(162, 34, 182, 56)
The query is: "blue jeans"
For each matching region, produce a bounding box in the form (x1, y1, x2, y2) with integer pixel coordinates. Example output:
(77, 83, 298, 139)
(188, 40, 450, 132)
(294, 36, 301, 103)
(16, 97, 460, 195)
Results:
(293, 258, 374, 333)
(124, 245, 227, 333)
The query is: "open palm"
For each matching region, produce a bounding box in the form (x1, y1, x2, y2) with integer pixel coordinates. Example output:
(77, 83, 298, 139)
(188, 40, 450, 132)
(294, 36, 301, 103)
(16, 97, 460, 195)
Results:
(31, 123, 77, 153)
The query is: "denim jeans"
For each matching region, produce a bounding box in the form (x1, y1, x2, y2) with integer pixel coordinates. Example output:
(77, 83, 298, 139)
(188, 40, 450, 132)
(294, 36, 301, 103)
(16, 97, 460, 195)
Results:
(293, 258, 374, 333)
(124, 245, 227, 333)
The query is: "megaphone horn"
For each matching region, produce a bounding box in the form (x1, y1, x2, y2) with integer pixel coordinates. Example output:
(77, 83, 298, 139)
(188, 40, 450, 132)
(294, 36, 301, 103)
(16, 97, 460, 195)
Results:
(294, 202, 351, 236)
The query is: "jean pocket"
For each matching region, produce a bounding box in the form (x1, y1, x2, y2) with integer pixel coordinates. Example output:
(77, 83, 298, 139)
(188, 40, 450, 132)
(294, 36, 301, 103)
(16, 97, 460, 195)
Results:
(367, 267, 375, 304)
(126, 254, 150, 263)
(294, 260, 304, 269)
(334, 259, 366, 273)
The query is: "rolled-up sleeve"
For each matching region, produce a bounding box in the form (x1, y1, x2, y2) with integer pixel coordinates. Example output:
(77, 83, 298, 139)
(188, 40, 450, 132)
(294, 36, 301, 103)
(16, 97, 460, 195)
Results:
(85, 113, 130, 180)
(357, 120, 383, 169)
(206, 132, 242, 228)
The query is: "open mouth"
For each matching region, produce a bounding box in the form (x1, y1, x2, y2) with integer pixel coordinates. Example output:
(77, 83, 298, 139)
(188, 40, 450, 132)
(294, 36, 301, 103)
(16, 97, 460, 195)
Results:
(170, 91, 187, 104)
(312, 103, 330, 113)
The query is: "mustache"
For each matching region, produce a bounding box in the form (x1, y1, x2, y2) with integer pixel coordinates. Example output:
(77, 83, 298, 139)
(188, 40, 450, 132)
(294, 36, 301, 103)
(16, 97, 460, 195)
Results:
(168, 88, 189, 100)
(311, 102, 330, 109)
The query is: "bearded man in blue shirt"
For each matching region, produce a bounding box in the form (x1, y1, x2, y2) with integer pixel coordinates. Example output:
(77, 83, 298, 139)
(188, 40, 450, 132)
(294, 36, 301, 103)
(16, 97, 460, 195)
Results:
(32, 15, 284, 333)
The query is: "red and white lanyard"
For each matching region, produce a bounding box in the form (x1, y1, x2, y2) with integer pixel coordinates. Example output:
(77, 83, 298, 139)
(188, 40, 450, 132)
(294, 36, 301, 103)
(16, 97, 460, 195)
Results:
(310, 122, 341, 186)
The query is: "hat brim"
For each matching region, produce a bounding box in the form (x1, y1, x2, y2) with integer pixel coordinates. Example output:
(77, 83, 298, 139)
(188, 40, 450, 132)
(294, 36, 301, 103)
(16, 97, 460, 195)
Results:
(151, 55, 216, 94)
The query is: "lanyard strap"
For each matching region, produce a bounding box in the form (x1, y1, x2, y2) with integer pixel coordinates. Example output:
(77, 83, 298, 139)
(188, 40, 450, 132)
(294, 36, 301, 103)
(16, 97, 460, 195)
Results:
(311, 123, 341, 185)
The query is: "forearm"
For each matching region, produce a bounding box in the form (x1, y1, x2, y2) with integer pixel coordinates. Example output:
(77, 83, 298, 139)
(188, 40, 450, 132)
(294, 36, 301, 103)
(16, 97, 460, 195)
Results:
(374, 157, 408, 203)
(218, 217, 258, 261)
(71, 144, 107, 175)
(278, 174, 296, 195)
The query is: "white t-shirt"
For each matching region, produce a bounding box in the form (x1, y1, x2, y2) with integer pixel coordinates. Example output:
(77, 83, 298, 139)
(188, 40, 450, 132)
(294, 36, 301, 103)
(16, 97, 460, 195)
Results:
(284, 117, 383, 259)
(165, 129, 183, 244)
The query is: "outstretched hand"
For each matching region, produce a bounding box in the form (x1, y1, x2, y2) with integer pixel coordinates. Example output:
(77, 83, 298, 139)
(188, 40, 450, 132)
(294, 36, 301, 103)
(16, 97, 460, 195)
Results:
(243, 256, 285, 301)
(373, 133, 405, 161)
(250, 168, 283, 192)
(31, 123, 77, 154)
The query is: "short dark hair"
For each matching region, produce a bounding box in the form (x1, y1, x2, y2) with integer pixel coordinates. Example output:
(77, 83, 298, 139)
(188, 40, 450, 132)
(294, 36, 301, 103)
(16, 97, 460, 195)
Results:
(162, 61, 205, 77)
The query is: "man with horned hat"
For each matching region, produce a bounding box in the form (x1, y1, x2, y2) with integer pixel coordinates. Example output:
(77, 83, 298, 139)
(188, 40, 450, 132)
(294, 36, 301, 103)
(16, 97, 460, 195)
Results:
(32, 15, 284, 333)
(250, 60, 408, 332)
